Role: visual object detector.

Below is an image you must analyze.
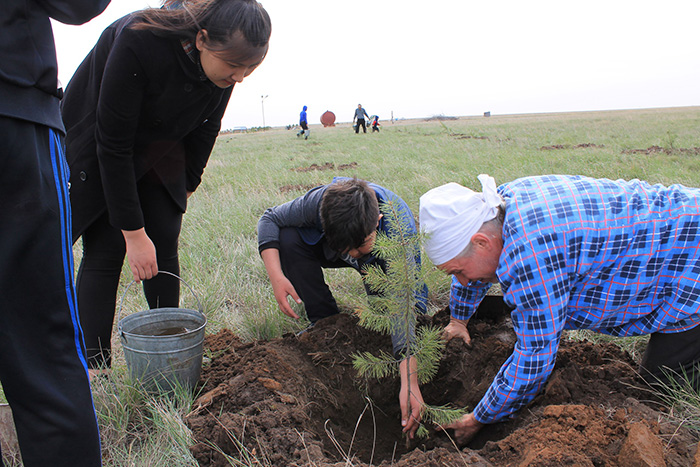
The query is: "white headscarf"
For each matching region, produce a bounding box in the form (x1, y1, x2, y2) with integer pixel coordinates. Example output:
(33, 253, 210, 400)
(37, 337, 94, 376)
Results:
(419, 174, 502, 265)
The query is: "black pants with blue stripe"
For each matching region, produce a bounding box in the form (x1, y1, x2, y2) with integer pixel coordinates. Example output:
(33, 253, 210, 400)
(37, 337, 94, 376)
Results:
(0, 117, 101, 466)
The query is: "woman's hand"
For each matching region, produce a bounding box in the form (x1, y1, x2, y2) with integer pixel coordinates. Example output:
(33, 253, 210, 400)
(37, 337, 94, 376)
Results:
(122, 228, 158, 282)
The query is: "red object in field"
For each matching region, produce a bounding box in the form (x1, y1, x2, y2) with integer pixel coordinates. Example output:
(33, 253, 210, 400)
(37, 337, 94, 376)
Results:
(321, 110, 336, 127)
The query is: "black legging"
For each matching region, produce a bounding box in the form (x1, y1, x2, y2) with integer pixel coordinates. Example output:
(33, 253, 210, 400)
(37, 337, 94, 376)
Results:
(76, 176, 183, 368)
(355, 118, 366, 133)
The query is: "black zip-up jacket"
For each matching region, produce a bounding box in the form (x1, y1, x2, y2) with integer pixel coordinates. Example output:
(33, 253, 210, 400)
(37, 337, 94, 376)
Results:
(0, 0, 110, 131)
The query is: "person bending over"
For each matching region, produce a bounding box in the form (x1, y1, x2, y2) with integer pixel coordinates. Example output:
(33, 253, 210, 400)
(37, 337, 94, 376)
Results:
(258, 177, 429, 438)
(420, 174, 700, 444)
(62, 0, 271, 372)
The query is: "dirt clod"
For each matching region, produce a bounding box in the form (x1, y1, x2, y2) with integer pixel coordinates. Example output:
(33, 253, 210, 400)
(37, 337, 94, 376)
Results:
(290, 162, 358, 173)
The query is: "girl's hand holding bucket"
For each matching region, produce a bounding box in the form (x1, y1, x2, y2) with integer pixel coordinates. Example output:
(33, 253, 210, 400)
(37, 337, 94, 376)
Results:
(122, 227, 158, 282)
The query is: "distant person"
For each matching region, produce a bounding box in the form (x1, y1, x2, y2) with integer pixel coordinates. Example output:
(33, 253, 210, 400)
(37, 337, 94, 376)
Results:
(353, 103, 370, 133)
(297, 105, 309, 139)
(258, 177, 429, 438)
(61, 0, 271, 374)
(419, 174, 700, 445)
(371, 115, 381, 132)
(1, 0, 110, 465)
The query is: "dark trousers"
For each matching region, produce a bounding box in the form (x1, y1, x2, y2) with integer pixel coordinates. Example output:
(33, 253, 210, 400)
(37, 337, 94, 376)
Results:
(640, 324, 700, 390)
(355, 118, 366, 133)
(0, 117, 101, 466)
(76, 175, 182, 368)
(278, 227, 361, 322)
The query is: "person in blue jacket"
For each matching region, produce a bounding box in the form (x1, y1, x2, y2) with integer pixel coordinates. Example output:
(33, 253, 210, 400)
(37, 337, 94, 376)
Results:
(420, 174, 700, 445)
(297, 105, 309, 139)
(371, 115, 381, 132)
(258, 177, 428, 438)
(0, 0, 109, 465)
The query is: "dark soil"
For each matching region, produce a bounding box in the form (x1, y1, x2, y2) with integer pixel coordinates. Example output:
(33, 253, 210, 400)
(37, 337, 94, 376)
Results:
(539, 143, 605, 150)
(451, 134, 490, 140)
(279, 184, 317, 194)
(290, 162, 358, 173)
(186, 297, 699, 466)
(621, 146, 700, 155)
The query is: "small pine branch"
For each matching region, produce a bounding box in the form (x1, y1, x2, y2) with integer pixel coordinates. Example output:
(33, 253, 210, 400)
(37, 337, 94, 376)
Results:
(413, 326, 446, 384)
(423, 404, 467, 428)
(355, 301, 394, 335)
(409, 403, 467, 439)
(415, 425, 429, 439)
(352, 351, 400, 379)
(362, 263, 392, 296)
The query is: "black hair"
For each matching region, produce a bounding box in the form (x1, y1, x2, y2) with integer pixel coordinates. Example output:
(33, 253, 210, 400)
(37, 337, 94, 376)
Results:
(320, 179, 380, 252)
(131, 0, 271, 49)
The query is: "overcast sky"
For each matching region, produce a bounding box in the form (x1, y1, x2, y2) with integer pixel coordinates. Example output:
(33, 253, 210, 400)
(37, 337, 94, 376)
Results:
(52, 0, 700, 130)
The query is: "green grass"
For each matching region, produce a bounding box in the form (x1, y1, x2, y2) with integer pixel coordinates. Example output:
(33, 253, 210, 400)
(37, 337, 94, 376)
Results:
(182, 106, 700, 340)
(4, 107, 700, 465)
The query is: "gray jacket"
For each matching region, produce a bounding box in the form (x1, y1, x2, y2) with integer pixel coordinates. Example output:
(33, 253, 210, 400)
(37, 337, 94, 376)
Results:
(354, 107, 369, 121)
(258, 178, 429, 357)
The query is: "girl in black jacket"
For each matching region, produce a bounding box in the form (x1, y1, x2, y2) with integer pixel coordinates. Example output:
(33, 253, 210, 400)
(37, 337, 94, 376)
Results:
(62, 0, 271, 371)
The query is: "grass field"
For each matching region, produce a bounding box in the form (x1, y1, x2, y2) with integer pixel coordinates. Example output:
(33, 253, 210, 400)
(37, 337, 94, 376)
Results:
(180, 105, 700, 341)
(3, 106, 700, 465)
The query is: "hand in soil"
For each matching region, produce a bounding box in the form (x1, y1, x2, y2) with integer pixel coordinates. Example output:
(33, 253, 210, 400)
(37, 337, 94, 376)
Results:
(438, 412, 484, 445)
(399, 357, 423, 438)
(443, 317, 472, 346)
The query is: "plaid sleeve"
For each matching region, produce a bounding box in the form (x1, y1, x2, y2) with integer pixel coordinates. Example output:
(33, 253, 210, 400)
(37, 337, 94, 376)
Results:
(473, 181, 572, 424)
(473, 240, 570, 423)
(449, 276, 491, 320)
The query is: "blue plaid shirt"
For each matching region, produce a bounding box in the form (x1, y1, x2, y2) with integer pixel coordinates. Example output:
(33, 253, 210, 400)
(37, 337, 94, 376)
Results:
(450, 175, 700, 424)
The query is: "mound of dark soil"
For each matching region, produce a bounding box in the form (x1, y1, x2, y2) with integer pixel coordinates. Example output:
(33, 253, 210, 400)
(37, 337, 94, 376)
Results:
(290, 162, 358, 173)
(539, 143, 605, 150)
(621, 146, 700, 155)
(186, 298, 699, 466)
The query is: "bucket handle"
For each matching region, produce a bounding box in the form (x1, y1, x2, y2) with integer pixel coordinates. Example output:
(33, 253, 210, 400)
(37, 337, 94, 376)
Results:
(117, 271, 204, 328)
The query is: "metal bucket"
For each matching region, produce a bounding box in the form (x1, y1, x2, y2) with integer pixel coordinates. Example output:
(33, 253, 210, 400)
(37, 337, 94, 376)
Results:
(117, 272, 206, 393)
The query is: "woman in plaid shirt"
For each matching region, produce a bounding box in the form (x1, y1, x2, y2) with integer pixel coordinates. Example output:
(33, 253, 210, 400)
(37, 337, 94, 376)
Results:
(420, 174, 700, 444)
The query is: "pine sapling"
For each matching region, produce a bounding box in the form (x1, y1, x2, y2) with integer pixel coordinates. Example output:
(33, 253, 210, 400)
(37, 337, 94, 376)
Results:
(352, 199, 465, 438)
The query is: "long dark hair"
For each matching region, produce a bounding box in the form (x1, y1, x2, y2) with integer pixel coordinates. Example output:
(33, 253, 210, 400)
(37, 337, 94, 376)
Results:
(131, 0, 271, 49)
